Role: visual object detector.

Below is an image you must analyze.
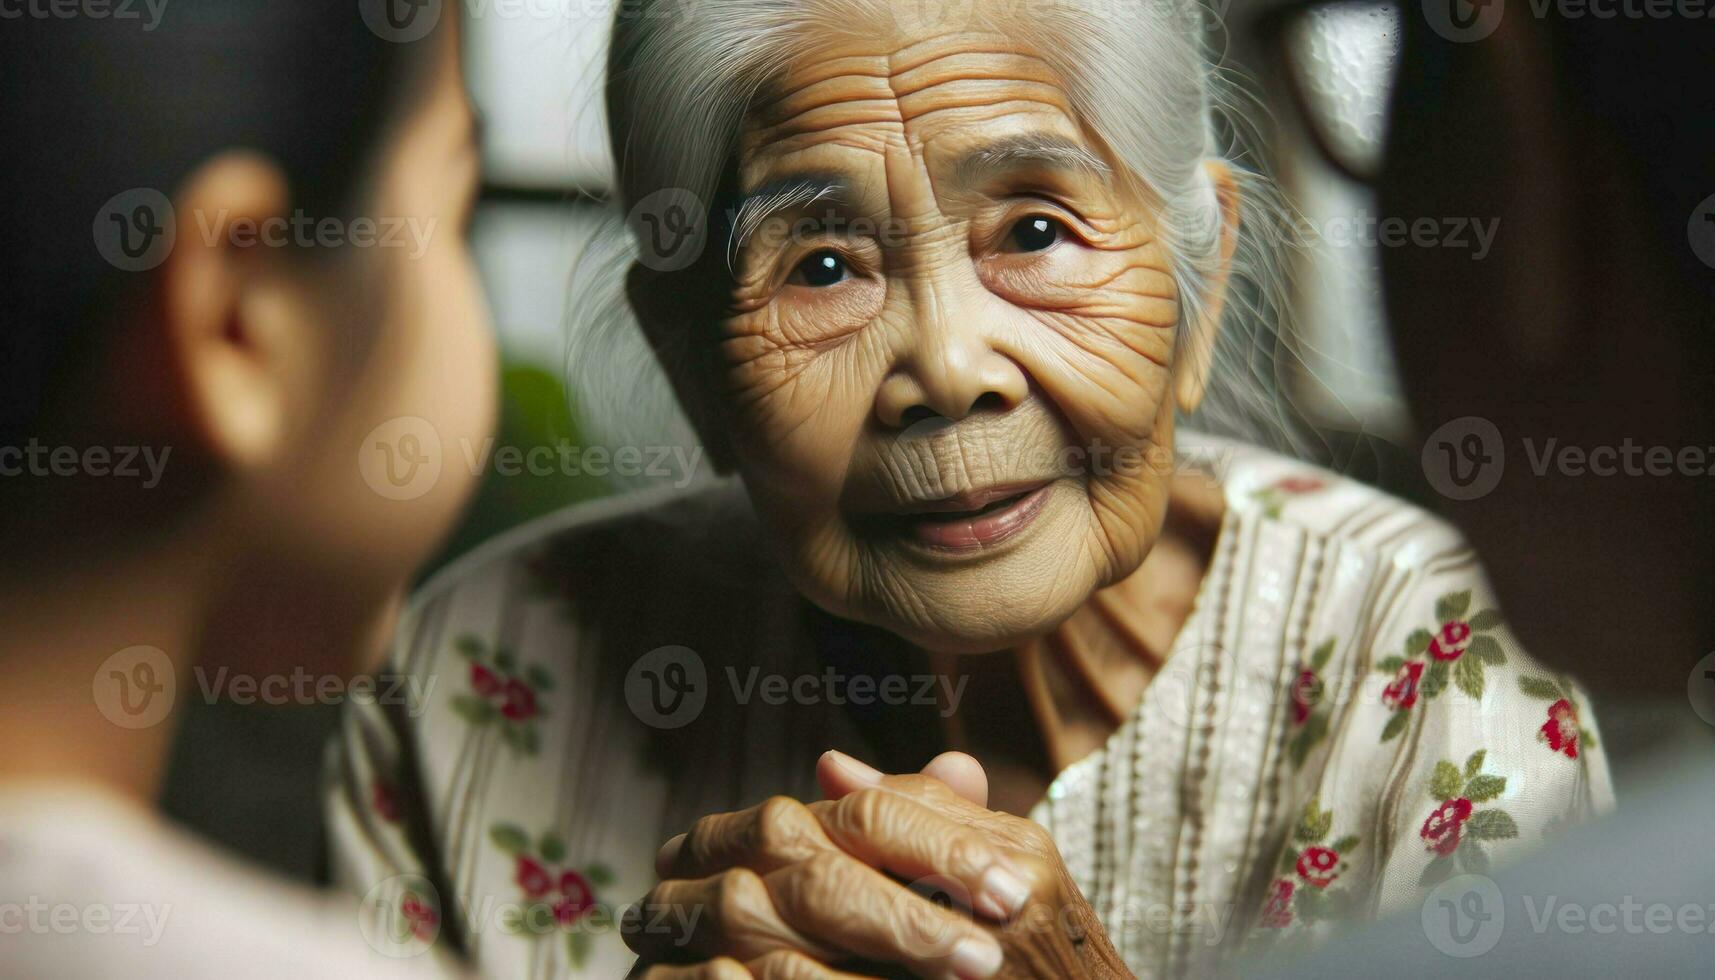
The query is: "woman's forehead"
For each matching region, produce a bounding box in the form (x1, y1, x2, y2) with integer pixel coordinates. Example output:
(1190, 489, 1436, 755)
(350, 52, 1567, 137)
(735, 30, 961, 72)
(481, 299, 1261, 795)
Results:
(737, 32, 1089, 200)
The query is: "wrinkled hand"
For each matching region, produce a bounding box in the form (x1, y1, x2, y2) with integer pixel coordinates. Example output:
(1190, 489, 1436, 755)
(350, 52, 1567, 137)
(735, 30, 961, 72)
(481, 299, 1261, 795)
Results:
(628, 752, 1131, 980)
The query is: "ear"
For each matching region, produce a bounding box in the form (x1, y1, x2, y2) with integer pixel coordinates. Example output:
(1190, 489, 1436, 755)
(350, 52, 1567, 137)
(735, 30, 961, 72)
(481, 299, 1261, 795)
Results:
(149, 151, 304, 470)
(625, 262, 736, 472)
(1174, 160, 1242, 415)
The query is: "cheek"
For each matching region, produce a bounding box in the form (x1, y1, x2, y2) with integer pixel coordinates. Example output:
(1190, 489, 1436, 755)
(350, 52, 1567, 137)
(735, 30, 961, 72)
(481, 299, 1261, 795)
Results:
(981, 239, 1180, 444)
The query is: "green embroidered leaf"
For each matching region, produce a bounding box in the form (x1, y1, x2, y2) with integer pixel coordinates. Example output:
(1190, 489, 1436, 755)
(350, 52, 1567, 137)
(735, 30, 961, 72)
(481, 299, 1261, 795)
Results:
(567, 929, 592, 967)
(1381, 709, 1410, 743)
(1294, 885, 1324, 919)
(1465, 750, 1487, 778)
(1458, 839, 1491, 873)
(1310, 638, 1336, 671)
(1289, 711, 1330, 768)
(1404, 629, 1433, 657)
(1331, 835, 1361, 855)
(1430, 760, 1464, 801)
(1436, 590, 1473, 622)
(1419, 856, 1454, 888)
(490, 823, 530, 856)
(515, 724, 540, 755)
(1468, 634, 1505, 666)
(1377, 655, 1406, 673)
(526, 665, 555, 691)
(1464, 774, 1507, 803)
(1467, 608, 1504, 631)
(450, 694, 496, 725)
(454, 634, 484, 659)
(1421, 660, 1450, 700)
(1295, 799, 1332, 844)
(1280, 847, 1301, 874)
(493, 647, 517, 672)
(586, 863, 615, 888)
(1467, 809, 1520, 840)
(1518, 676, 1565, 700)
(1453, 654, 1486, 699)
(539, 833, 566, 863)
(1580, 728, 1598, 750)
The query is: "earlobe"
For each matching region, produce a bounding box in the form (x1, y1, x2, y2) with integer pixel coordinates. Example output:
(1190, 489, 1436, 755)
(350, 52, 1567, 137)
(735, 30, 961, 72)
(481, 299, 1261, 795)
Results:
(156, 151, 298, 470)
(625, 262, 736, 472)
(1174, 160, 1242, 415)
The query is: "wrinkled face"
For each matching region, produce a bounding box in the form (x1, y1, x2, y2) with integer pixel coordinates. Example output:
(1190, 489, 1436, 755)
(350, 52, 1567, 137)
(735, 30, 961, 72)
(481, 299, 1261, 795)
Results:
(706, 26, 1219, 653)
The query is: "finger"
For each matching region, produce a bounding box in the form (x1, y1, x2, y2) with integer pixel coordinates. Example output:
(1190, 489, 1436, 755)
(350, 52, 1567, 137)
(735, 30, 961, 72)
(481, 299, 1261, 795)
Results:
(764, 850, 1004, 980)
(664, 795, 839, 880)
(746, 949, 881, 980)
(918, 752, 987, 808)
(625, 869, 841, 964)
(806, 787, 1034, 922)
(637, 958, 752, 980)
(816, 750, 884, 800)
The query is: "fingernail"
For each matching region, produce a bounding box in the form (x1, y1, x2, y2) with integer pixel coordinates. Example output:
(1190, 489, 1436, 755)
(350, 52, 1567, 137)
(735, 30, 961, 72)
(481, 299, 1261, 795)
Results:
(948, 933, 1003, 979)
(655, 833, 685, 876)
(976, 864, 1030, 920)
(823, 749, 883, 786)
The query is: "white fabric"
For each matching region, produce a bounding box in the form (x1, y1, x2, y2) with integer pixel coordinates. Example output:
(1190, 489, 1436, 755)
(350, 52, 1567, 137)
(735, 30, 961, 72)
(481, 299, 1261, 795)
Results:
(0, 784, 470, 980)
(325, 434, 1613, 977)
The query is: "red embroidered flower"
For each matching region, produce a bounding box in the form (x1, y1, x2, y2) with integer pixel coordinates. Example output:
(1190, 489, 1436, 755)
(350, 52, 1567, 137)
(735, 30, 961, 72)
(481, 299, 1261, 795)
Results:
(1427, 621, 1472, 661)
(1382, 661, 1425, 710)
(1539, 698, 1580, 758)
(554, 870, 596, 925)
(371, 778, 401, 824)
(501, 678, 538, 721)
(470, 662, 502, 698)
(1421, 798, 1474, 856)
(1275, 476, 1325, 494)
(515, 855, 553, 899)
(1260, 878, 1295, 928)
(1291, 668, 1319, 725)
(401, 893, 439, 941)
(1295, 846, 1340, 888)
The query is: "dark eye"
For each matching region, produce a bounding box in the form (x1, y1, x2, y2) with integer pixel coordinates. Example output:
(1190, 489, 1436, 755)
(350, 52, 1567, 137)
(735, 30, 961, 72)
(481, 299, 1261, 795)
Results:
(1003, 216, 1065, 254)
(790, 250, 849, 287)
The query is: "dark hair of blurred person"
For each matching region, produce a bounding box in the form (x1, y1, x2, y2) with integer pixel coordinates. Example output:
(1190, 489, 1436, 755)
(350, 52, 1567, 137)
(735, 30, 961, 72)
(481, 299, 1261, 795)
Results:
(0, 4, 492, 977)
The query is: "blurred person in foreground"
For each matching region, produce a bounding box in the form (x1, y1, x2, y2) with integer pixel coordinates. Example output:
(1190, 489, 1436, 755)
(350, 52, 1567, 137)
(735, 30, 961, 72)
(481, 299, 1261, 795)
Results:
(0, 4, 494, 977)
(1253, 1, 1714, 974)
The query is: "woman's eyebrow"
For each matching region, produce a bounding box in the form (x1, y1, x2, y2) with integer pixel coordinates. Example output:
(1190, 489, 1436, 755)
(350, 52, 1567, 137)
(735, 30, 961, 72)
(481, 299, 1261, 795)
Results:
(952, 133, 1112, 187)
(726, 173, 849, 270)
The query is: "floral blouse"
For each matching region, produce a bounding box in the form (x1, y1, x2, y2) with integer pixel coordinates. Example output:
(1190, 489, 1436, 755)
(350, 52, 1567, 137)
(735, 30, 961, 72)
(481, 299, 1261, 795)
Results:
(324, 434, 1613, 978)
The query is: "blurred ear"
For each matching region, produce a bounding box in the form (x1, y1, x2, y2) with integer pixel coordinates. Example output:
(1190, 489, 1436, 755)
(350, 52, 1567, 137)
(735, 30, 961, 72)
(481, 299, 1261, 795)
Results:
(146, 151, 308, 470)
(1174, 160, 1242, 415)
(626, 262, 736, 472)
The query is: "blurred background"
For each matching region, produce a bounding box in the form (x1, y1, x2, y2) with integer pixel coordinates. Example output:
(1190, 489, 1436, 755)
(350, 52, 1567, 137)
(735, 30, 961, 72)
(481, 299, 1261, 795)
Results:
(159, 0, 1695, 882)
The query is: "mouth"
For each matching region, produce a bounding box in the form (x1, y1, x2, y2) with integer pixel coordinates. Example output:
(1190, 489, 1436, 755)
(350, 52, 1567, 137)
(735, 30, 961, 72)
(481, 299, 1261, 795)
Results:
(880, 481, 1055, 553)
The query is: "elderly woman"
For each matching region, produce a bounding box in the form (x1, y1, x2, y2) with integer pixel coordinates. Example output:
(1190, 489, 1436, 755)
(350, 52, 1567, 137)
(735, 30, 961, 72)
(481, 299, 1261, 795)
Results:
(327, 1, 1611, 976)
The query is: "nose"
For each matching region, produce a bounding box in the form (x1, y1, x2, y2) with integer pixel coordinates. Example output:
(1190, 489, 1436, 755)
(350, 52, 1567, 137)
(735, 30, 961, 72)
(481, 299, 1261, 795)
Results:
(874, 309, 1029, 429)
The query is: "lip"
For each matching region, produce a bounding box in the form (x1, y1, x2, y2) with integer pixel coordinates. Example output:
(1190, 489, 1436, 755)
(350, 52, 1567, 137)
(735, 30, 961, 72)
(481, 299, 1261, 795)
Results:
(887, 481, 1054, 553)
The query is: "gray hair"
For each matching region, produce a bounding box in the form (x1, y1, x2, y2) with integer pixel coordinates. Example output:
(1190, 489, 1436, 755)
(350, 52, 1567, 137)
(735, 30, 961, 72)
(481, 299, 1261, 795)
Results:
(565, 0, 1310, 486)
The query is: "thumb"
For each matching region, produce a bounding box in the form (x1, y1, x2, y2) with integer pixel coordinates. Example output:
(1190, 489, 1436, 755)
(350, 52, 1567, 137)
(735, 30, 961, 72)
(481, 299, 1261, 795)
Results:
(920, 751, 988, 808)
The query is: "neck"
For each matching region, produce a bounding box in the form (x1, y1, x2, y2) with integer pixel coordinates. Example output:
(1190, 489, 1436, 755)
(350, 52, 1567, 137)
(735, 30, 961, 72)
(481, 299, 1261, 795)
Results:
(941, 473, 1227, 813)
